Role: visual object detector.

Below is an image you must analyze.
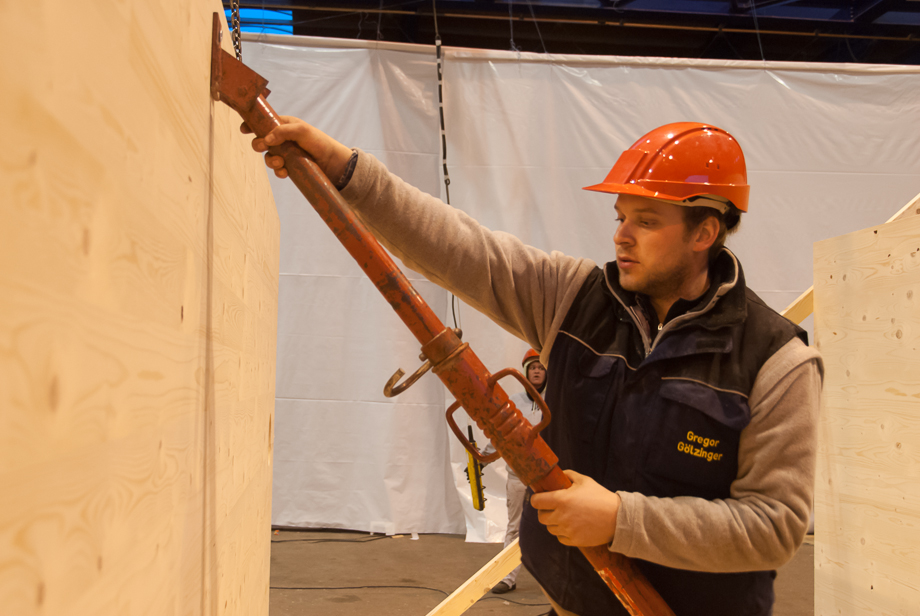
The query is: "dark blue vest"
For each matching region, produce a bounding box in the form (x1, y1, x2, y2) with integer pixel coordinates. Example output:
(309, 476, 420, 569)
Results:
(520, 251, 805, 616)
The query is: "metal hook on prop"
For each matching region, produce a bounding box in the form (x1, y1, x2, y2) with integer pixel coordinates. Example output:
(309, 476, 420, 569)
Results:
(384, 357, 432, 397)
(382, 328, 463, 397)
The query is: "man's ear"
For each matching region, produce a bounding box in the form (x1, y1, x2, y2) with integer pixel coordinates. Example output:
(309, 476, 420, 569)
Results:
(692, 215, 720, 253)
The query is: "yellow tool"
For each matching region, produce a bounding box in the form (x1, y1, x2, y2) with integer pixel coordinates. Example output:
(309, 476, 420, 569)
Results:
(464, 426, 486, 511)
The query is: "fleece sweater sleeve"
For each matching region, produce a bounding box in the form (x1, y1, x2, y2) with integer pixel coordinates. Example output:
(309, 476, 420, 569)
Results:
(339, 150, 596, 360)
(610, 337, 824, 571)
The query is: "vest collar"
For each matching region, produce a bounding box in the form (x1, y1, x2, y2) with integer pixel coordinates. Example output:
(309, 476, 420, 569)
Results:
(604, 249, 748, 355)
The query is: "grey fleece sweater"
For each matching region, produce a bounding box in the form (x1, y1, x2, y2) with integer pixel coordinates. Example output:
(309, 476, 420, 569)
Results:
(340, 149, 824, 573)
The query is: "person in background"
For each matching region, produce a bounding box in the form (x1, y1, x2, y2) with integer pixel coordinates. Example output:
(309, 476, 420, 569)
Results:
(486, 349, 546, 595)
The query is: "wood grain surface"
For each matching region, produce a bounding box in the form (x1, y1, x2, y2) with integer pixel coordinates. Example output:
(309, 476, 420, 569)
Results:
(0, 2, 278, 615)
(813, 213, 920, 615)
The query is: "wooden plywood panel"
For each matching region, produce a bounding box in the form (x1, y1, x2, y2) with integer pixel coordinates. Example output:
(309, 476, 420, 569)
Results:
(0, 2, 278, 616)
(813, 215, 920, 615)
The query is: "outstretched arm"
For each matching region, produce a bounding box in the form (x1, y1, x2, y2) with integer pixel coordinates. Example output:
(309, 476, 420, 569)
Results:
(244, 117, 598, 361)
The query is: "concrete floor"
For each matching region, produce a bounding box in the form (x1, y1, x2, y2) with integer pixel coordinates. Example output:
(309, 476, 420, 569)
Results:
(269, 530, 814, 615)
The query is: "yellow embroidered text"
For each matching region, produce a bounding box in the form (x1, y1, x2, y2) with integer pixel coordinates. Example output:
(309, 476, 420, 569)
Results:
(678, 431, 723, 462)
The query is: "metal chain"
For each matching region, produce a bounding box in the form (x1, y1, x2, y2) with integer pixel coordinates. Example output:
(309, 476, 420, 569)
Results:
(230, 0, 242, 61)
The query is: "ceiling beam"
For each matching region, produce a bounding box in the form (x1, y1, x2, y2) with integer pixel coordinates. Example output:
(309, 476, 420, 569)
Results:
(830, 0, 899, 22)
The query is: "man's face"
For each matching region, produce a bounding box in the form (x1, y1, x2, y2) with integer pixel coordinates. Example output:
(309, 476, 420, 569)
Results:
(613, 194, 698, 300)
(526, 362, 546, 388)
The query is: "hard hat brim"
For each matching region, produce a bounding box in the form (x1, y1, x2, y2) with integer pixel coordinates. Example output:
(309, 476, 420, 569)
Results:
(582, 180, 749, 213)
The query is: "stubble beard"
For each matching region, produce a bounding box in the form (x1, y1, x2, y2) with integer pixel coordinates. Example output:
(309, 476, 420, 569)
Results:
(619, 259, 694, 303)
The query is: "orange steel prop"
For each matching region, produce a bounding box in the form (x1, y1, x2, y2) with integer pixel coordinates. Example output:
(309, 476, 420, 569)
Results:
(209, 14, 672, 616)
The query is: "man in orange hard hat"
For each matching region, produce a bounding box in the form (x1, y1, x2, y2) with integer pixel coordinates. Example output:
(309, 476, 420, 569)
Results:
(247, 120, 822, 616)
(484, 349, 546, 595)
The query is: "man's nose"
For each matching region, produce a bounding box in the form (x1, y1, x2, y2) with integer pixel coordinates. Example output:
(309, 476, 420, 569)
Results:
(614, 222, 633, 246)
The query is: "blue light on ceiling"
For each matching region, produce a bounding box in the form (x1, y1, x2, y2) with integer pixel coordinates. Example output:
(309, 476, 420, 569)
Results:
(224, 9, 293, 35)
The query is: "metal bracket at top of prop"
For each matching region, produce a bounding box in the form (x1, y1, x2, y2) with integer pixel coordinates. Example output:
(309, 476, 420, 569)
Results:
(210, 16, 269, 110)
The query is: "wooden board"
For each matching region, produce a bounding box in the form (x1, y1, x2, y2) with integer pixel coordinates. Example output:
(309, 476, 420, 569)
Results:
(425, 539, 522, 616)
(0, 2, 278, 616)
(813, 214, 920, 615)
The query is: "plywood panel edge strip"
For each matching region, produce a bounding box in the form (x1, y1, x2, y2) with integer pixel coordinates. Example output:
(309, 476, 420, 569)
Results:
(424, 539, 522, 616)
(883, 190, 920, 225)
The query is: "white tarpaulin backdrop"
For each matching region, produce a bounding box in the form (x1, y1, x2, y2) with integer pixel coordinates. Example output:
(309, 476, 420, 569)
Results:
(242, 34, 920, 541)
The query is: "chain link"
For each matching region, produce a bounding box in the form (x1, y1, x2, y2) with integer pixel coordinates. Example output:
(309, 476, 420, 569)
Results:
(230, 0, 242, 61)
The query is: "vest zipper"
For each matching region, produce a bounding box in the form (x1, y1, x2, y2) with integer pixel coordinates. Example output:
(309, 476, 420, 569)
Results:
(617, 291, 728, 358)
(605, 253, 740, 359)
(650, 323, 662, 355)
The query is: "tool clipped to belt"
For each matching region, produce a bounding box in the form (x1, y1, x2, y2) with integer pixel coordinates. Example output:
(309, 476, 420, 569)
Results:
(464, 426, 486, 511)
(209, 14, 673, 615)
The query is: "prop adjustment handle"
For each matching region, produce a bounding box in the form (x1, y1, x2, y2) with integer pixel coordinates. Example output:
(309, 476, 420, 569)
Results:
(447, 400, 502, 464)
(488, 368, 552, 444)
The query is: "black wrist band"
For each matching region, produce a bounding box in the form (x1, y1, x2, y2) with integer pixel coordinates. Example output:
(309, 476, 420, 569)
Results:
(334, 149, 359, 190)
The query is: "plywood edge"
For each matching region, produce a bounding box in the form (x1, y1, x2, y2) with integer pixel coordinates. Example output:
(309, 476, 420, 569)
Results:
(780, 286, 814, 325)
(785, 190, 920, 325)
(885, 190, 920, 224)
(424, 539, 521, 616)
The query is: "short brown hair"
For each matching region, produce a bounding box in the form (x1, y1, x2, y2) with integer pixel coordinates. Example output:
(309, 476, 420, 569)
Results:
(681, 205, 741, 264)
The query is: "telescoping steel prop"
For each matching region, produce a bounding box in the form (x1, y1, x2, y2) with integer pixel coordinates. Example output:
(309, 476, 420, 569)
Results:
(209, 14, 672, 616)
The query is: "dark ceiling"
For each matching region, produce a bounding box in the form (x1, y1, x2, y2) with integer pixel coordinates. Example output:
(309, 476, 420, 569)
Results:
(228, 1, 920, 64)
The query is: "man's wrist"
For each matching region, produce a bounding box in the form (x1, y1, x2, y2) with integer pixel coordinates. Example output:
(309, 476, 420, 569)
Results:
(606, 491, 621, 545)
(334, 148, 359, 190)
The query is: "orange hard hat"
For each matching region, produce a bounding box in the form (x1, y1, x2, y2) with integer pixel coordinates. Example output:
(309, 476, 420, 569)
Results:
(583, 122, 749, 213)
(522, 349, 541, 370)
